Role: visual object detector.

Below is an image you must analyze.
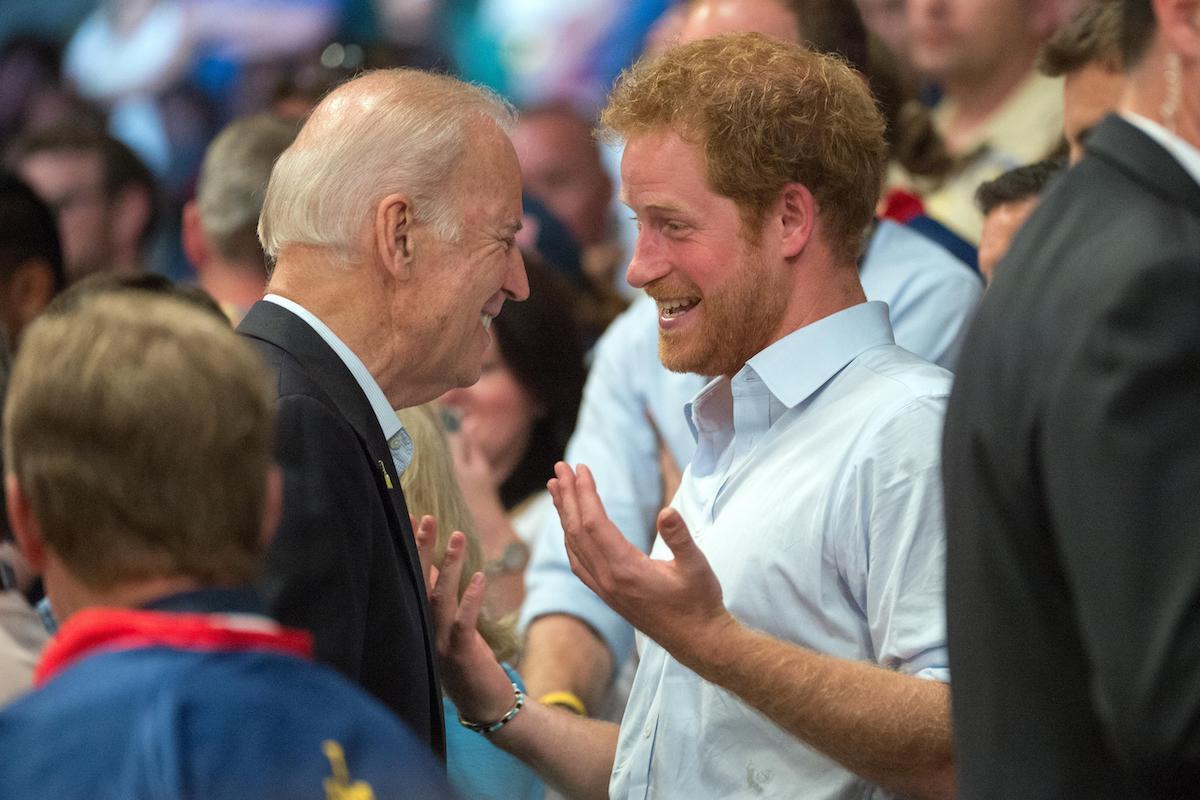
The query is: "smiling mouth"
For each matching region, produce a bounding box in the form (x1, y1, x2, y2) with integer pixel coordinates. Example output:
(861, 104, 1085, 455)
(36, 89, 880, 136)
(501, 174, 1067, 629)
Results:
(657, 298, 700, 319)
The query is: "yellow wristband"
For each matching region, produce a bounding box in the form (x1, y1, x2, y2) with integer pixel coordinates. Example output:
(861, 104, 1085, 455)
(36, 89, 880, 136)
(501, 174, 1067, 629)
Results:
(539, 691, 587, 717)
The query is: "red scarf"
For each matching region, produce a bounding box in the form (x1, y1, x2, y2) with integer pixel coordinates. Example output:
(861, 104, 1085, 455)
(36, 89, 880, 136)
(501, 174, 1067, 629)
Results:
(35, 607, 313, 687)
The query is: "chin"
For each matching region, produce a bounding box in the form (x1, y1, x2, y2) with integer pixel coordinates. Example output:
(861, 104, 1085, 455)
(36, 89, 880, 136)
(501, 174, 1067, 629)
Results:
(455, 361, 484, 389)
(659, 333, 749, 378)
(659, 343, 720, 376)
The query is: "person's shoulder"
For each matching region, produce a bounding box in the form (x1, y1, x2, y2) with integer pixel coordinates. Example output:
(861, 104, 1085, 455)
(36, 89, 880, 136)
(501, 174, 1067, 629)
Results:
(852, 345, 953, 403)
(867, 219, 980, 287)
(164, 652, 448, 799)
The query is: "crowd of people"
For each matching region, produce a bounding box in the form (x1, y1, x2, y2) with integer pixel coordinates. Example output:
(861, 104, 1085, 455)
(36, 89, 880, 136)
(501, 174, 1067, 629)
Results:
(0, 0, 1196, 798)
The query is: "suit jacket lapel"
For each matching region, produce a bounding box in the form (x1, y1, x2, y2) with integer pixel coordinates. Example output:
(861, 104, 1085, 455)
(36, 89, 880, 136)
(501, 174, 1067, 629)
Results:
(238, 302, 430, 628)
(1090, 115, 1200, 220)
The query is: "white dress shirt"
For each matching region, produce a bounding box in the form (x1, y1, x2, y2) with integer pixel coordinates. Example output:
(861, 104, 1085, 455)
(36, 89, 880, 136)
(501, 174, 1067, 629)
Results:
(263, 294, 413, 477)
(610, 302, 951, 799)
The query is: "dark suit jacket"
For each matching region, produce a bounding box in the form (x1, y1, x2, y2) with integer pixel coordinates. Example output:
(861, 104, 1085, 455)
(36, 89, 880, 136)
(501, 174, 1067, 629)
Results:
(943, 115, 1200, 798)
(239, 301, 445, 758)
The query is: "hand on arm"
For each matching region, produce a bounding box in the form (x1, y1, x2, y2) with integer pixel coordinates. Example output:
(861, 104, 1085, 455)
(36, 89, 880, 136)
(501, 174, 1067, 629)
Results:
(549, 462, 956, 800)
(428, 527, 619, 799)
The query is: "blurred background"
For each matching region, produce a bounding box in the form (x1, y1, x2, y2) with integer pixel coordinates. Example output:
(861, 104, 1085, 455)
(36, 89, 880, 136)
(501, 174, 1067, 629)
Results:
(0, 0, 674, 281)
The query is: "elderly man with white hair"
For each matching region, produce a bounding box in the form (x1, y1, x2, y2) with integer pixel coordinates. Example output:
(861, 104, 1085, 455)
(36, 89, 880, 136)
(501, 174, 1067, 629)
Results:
(238, 68, 529, 757)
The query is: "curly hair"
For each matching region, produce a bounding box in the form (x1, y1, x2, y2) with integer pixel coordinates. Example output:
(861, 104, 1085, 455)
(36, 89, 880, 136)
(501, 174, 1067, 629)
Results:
(600, 32, 886, 260)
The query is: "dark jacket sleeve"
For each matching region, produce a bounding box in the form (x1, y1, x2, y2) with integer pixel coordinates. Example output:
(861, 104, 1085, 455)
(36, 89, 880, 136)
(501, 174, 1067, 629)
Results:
(263, 392, 377, 679)
(1043, 251, 1200, 792)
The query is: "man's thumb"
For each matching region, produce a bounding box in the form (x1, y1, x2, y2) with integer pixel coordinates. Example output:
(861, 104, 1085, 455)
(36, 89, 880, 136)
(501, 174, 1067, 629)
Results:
(657, 508, 695, 557)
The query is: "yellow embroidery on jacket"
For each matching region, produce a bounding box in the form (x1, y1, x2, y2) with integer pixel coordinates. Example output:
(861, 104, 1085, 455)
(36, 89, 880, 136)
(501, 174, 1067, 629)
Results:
(323, 740, 376, 800)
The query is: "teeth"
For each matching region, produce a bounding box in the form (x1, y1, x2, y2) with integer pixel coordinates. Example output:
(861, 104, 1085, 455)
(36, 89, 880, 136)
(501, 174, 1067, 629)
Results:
(481, 313, 493, 329)
(657, 299, 697, 317)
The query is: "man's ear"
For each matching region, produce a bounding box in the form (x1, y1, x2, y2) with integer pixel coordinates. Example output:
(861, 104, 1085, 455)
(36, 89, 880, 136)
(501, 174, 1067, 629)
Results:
(374, 193, 417, 280)
(7, 259, 56, 345)
(777, 183, 817, 260)
(1155, 0, 1200, 59)
(1028, 0, 1064, 40)
(5, 474, 46, 573)
(111, 183, 152, 254)
(181, 201, 210, 272)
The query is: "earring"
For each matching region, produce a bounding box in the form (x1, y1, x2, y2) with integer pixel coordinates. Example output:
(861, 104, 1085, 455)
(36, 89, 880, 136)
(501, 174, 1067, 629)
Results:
(1162, 51, 1182, 132)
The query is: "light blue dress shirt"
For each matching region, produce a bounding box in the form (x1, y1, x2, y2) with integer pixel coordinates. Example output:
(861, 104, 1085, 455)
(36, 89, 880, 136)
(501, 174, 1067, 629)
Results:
(609, 302, 951, 799)
(520, 221, 977, 673)
(263, 295, 412, 478)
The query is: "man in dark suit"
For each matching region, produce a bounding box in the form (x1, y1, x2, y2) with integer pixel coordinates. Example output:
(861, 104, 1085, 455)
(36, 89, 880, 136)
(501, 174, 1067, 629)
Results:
(238, 69, 529, 757)
(943, 0, 1200, 797)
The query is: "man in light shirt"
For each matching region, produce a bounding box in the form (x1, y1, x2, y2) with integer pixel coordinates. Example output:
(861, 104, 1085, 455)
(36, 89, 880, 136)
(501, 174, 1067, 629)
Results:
(433, 33, 955, 800)
(518, 0, 982, 723)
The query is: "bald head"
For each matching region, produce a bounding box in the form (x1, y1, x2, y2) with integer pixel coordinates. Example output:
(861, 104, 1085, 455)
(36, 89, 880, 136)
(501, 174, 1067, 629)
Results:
(679, 0, 869, 69)
(259, 68, 516, 260)
(680, 0, 802, 43)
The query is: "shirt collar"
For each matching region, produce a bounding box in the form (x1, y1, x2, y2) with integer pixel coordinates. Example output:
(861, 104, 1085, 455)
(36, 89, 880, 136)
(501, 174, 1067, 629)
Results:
(263, 294, 411, 472)
(1121, 111, 1200, 190)
(747, 300, 894, 407)
(686, 301, 895, 435)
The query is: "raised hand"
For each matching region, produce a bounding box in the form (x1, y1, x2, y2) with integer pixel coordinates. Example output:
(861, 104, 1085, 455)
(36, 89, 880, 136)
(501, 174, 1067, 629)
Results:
(412, 514, 439, 598)
(428, 530, 519, 723)
(547, 461, 734, 660)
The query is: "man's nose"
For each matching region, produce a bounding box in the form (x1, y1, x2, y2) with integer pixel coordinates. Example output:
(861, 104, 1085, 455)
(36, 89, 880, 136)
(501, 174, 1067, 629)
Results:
(625, 234, 667, 290)
(504, 249, 530, 301)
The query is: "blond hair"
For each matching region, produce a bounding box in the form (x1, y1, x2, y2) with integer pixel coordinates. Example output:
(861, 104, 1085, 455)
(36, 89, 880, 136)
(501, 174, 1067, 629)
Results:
(601, 32, 887, 259)
(4, 293, 275, 589)
(258, 69, 515, 259)
(395, 404, 519, 662)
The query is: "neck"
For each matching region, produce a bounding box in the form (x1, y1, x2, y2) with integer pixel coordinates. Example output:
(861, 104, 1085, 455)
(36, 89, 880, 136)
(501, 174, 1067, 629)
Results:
(110, 245, 144, 276)
(761, 257, 866, 367)
(942, 49, 1039, 151)
(1122, 49, 1200, 151)
(45, 559, 204, 624)
(268, 244, 405, 402)
(198, 258, 267, 316)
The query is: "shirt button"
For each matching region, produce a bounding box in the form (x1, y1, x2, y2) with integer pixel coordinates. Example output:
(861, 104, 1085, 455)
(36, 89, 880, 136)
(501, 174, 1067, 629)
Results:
(388, 435, 401, 448)
(642, 726, 652, 739)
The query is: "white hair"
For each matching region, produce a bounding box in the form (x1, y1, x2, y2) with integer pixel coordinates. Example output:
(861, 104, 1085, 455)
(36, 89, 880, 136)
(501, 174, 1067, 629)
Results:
(258, 69, 517, 260)
(198, 113, 299, 263)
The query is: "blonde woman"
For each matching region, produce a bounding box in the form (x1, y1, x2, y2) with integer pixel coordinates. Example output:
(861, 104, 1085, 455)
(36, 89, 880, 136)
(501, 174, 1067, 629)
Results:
(395, 404, 543, 800)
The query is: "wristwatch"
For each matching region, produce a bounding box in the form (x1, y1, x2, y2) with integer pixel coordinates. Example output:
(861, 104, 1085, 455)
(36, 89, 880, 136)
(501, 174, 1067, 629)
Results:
(484, 541, 530, 577)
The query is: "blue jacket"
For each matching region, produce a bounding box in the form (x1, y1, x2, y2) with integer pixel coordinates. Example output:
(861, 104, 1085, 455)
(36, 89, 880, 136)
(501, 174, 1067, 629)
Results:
(0, 590, 453, 799)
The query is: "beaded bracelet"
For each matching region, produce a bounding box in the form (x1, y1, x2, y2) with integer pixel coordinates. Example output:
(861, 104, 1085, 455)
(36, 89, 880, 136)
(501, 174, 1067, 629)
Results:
(457, 683, 525, 735)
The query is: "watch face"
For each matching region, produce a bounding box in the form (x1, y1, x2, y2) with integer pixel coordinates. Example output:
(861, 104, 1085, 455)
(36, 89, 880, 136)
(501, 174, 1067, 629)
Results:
(488, 541, 530, 576)
(502, 542, 529, 571)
